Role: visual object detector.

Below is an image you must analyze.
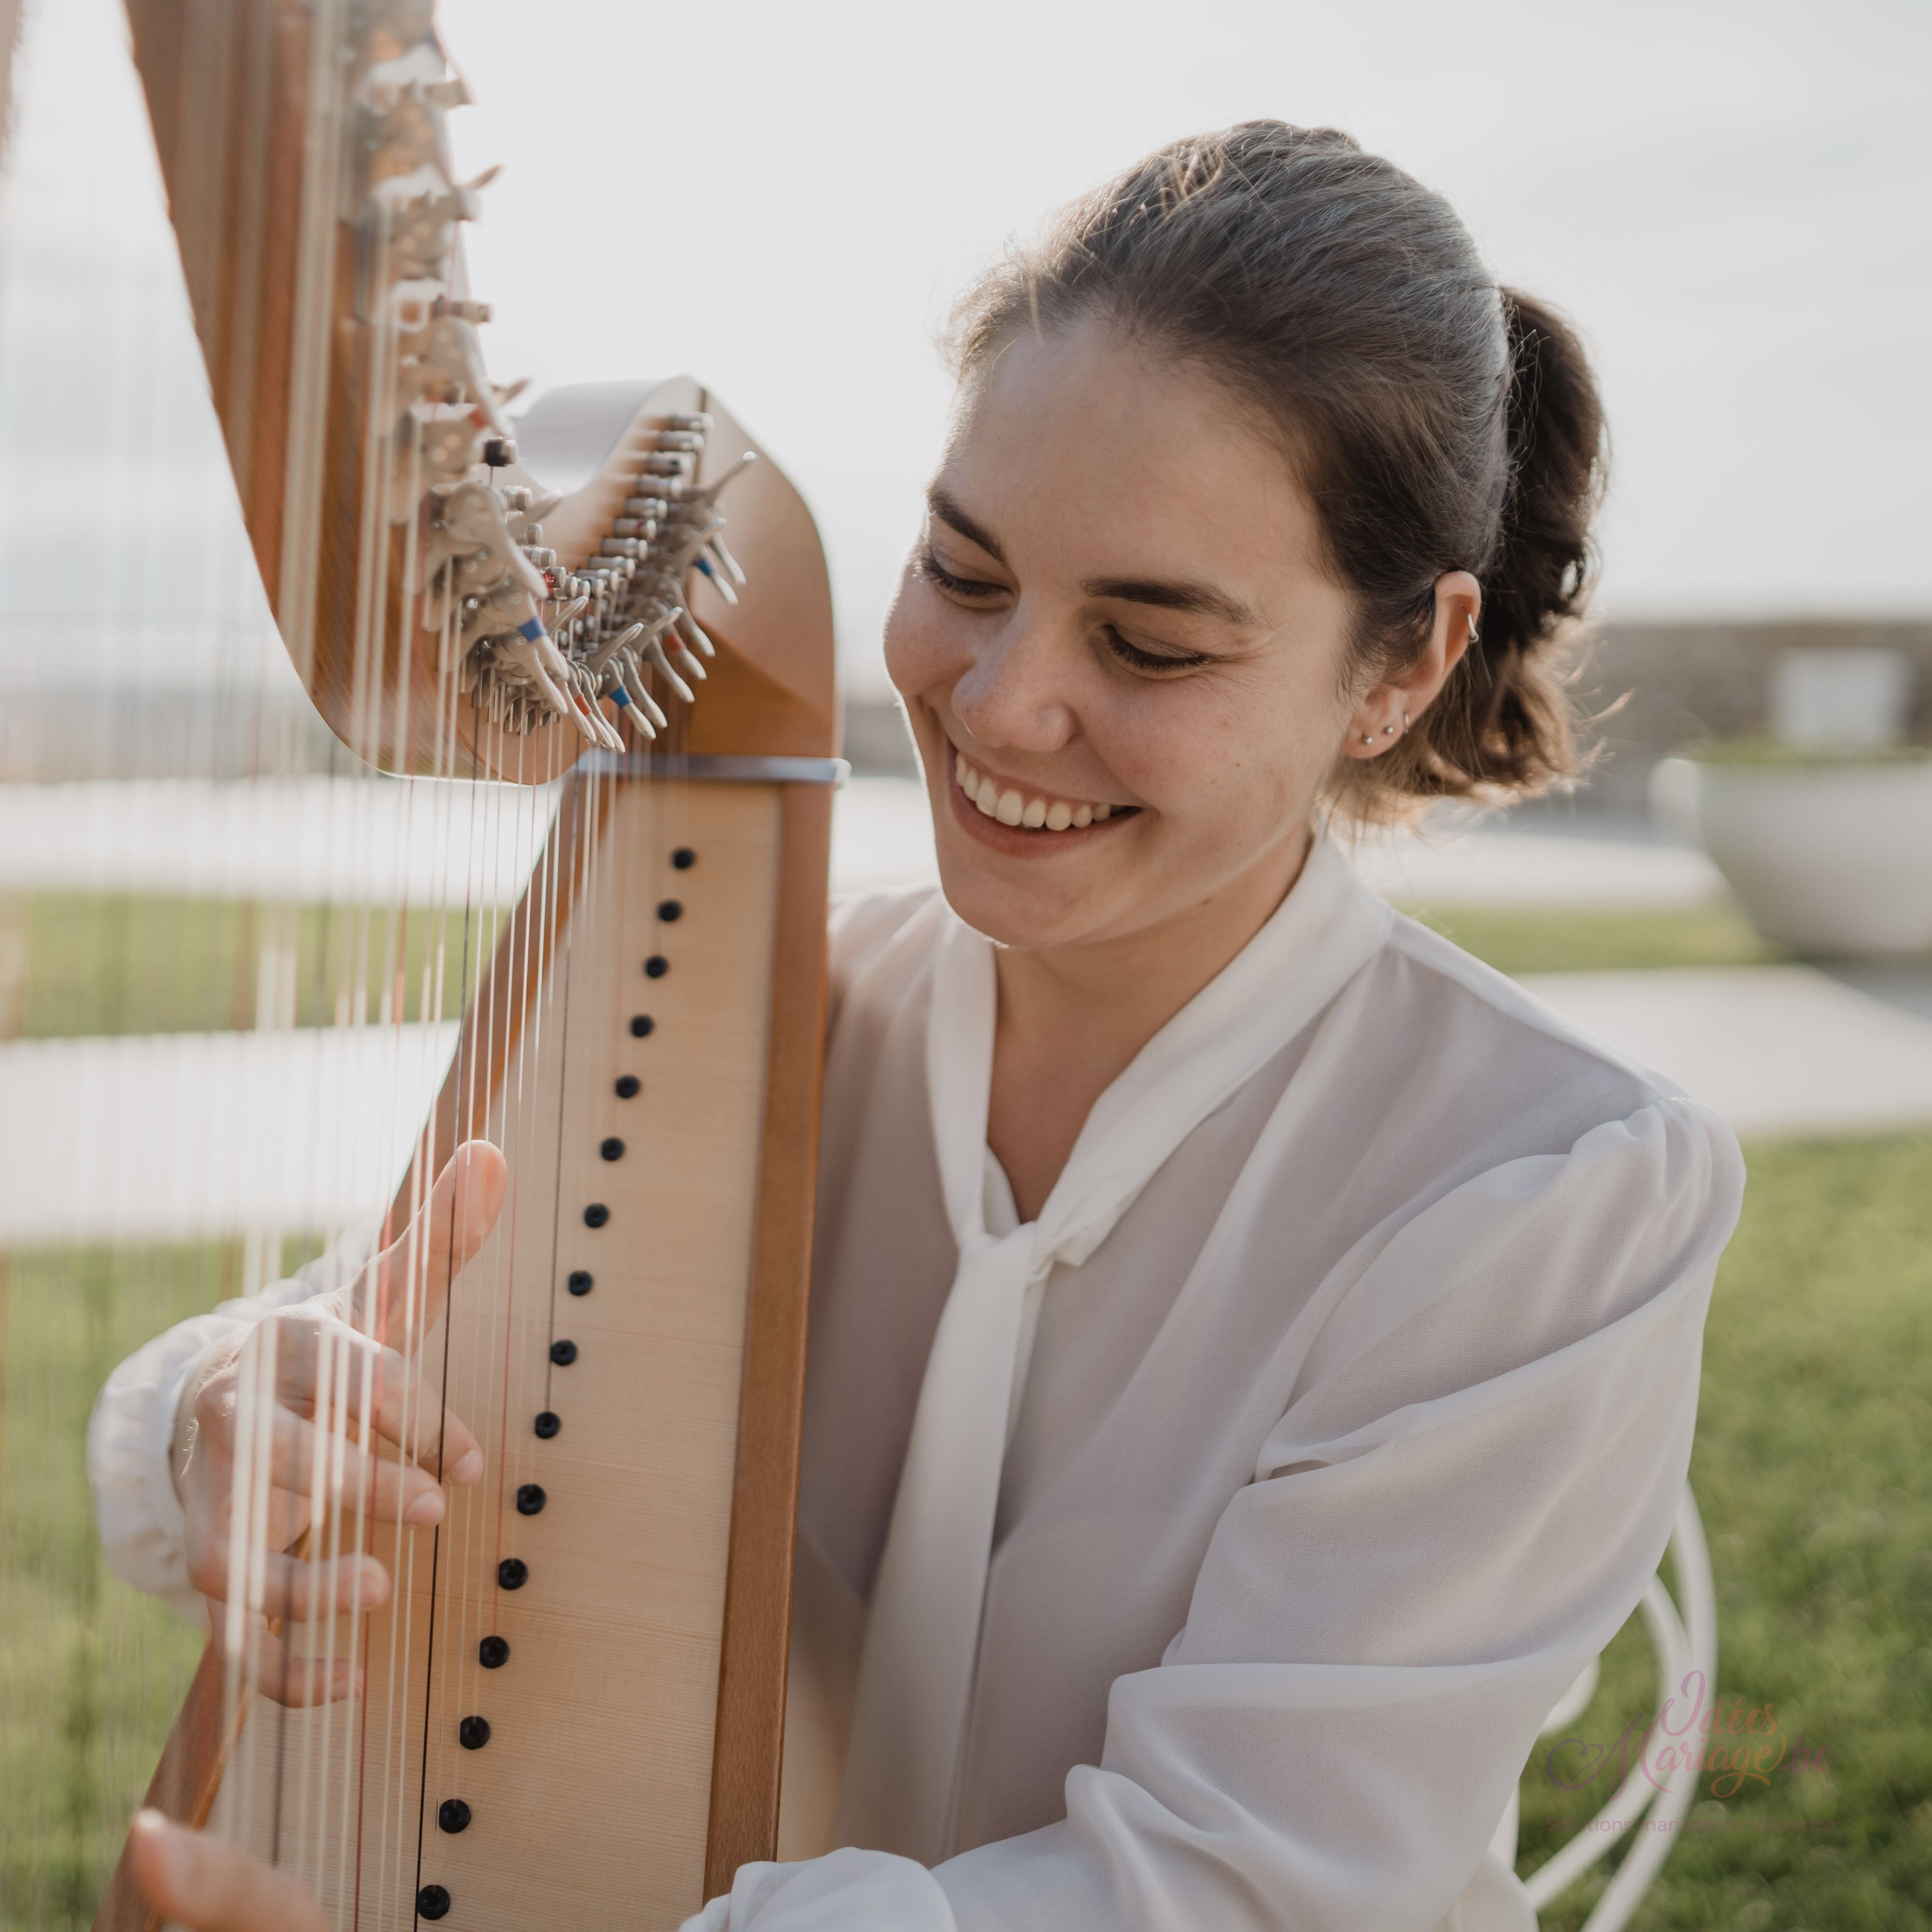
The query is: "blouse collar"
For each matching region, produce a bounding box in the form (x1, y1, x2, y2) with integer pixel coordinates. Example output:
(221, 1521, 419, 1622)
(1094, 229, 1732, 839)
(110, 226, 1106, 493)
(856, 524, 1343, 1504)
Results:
(926, 835, 1392, 1263)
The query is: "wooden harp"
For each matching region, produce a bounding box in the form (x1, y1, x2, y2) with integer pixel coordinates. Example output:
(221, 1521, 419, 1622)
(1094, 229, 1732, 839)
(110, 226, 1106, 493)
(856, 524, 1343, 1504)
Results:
(86, 0, 838, 1925)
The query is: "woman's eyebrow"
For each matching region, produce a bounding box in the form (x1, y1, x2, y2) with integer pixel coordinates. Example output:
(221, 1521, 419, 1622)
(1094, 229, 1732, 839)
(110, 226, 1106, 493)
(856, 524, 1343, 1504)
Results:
(930, 487, 1255, 626)
(1082, 574, 1257, 626)
(928, 489, 1007, 565)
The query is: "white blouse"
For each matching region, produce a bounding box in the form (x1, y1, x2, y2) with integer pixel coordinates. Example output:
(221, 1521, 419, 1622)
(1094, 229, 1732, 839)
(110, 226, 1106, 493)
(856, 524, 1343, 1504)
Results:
(88, 839, 1744, 1932)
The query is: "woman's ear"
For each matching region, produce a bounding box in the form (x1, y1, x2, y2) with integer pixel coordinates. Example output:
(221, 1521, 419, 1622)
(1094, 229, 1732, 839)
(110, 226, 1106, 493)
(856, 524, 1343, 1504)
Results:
(1339, 571, 1481, 761)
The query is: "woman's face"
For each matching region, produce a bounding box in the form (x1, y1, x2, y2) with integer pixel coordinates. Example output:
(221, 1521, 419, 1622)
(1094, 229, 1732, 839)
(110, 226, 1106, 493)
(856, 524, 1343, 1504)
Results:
(886, 316, 1371, 954)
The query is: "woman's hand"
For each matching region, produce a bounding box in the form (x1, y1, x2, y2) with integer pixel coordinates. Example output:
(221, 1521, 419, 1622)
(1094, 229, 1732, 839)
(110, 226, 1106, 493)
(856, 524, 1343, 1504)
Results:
(128, 1811, 328, 1932)
(173, 1141, 508, 1704)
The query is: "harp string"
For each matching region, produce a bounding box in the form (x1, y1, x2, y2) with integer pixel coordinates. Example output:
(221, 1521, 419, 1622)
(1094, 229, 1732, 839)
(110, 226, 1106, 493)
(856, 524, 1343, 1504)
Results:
(183, 5, 752, 1913)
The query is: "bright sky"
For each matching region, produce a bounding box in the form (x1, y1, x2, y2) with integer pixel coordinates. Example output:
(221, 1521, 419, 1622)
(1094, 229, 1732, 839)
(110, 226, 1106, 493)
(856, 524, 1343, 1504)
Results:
(1, 0, 1927, 694)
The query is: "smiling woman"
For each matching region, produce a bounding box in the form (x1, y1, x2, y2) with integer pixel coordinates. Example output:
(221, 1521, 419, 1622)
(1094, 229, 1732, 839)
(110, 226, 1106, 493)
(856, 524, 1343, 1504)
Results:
(96, 121, 1741, 1932)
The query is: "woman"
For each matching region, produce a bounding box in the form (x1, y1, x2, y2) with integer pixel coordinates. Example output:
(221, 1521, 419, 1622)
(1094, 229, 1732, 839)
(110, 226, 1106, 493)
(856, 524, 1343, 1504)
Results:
(93, 122, 1743, 1931)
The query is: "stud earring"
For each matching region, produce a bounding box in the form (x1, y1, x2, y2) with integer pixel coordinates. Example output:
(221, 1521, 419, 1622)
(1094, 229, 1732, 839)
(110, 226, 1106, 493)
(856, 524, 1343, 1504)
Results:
(1359, 734, 1375, 746)
(1381, 722, 1397, 737)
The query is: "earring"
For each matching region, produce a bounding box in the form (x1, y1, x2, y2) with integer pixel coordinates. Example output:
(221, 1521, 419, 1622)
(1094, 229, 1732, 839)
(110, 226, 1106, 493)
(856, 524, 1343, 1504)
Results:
(1359, 734, 1375, 746)
(1381, 722, 1397, 737)
(1403, 710, 1412, 729)
(1467, 616, 1481, 647)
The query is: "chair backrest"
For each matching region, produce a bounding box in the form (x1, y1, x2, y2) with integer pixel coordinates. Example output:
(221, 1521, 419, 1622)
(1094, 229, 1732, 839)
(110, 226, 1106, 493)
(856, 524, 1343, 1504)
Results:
(1491, 1484, 1718, 1930)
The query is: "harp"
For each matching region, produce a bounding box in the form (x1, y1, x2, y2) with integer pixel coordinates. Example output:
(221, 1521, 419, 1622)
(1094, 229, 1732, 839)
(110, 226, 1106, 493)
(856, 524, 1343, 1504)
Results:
(3, 0, 836, 1925)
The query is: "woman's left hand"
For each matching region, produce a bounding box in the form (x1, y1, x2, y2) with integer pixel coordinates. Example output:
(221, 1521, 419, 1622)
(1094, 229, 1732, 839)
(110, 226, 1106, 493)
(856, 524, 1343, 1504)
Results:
(128, 1810, 327, 1932)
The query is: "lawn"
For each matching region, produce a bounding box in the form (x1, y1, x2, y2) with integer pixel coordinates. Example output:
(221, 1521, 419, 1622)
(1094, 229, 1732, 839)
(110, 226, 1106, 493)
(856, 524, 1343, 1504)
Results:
(3, 1134, 1928, 1928)
(1519, 1132, 1932, 1928)
(0, 892, 493, 1038)
(0, 1243, 235, 1931)
(1407, 899, 1784, 975)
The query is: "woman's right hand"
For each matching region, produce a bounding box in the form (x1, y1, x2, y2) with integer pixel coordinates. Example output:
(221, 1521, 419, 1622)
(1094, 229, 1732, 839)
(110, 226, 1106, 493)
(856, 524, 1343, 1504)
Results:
(172, 1141, 508, 1705)
(129, 1811, 328, 1932)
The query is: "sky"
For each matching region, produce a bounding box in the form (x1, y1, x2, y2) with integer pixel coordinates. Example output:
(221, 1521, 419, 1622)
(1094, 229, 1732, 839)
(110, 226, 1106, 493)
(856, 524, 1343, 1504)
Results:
(0, 0, 1927, 696)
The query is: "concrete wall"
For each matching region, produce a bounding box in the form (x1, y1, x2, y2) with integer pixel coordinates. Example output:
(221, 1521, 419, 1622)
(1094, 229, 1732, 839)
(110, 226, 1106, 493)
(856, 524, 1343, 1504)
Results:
(842, 620, 1932, 818)
(6, 619, 1925, 799)
(1570, 620, 1932, 814)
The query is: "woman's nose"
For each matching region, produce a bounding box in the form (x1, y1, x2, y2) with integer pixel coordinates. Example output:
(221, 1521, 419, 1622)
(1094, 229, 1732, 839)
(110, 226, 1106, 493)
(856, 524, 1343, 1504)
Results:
(951, 611, 1078, 754)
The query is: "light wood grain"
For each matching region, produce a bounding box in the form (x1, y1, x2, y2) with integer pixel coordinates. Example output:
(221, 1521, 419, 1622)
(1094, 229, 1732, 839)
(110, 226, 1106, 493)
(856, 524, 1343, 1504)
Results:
(106, 8, 841, 1925)
(212, 780, 783, 1931)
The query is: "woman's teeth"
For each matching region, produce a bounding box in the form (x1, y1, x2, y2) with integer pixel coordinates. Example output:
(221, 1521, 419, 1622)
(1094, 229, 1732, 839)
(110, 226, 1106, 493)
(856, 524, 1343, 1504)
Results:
(953, 752, 1117, 832)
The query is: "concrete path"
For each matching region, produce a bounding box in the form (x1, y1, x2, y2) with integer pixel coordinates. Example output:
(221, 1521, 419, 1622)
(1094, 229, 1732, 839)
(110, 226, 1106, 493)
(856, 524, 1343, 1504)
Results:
(1519, 967, 1932, 1138)
(0, 1023, 456, 1242)
(0, 778, 555, 904)
(0, 772, 1730, 909)
(2, 777, 1927, 1242)
(828, 776, 1731, 907)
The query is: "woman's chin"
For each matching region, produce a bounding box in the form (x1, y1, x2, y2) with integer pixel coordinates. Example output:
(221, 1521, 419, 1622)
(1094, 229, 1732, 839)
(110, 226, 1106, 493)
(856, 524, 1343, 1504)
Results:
(931, 821, 1135, 951)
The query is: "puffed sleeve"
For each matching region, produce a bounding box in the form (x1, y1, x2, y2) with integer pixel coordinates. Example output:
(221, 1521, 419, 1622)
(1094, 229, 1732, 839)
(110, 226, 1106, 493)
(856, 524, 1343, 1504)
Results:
(85, 1223, 381, 1621)
(684, 1096, 1743, 1932)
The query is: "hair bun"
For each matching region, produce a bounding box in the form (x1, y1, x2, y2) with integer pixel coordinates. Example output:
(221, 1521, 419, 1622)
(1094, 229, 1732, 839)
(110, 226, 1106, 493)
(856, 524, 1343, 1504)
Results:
(1427, 290, 1605, 798)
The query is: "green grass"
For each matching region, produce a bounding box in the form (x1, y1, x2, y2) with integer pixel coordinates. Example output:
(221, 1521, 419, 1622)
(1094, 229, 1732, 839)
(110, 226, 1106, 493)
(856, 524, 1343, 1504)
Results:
(5, 1140, 1930, 1928)
(0, 1239, 326, 1932)
(1, 1244, 239, 1931)
(0, 893, 497, 1038)
(1408, 899, 1785, 975)
(0, 895, 1786, 1037)
(1520, 1133, 1932, 1928)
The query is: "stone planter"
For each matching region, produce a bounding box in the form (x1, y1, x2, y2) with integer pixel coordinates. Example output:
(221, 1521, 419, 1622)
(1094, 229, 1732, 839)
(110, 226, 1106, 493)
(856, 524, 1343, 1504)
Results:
(1651, 754, 1932, 958)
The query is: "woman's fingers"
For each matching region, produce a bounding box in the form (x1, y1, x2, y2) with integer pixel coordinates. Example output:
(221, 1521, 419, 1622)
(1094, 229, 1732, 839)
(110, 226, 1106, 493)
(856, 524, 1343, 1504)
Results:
(230, 1619, 367, 1707)
(258, 1404, 450, 1527)
(368, 1343, 483, 1483)
(185, 1531, 391, 1624)
(129, 1811, 332, 1932)
(360, 1140, 508, 1349)
(227, 1314, 482, 1487)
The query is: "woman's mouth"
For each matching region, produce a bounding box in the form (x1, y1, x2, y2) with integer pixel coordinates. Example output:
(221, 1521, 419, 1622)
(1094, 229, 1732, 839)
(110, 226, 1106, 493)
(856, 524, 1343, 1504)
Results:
(951, 750, 1136, 833)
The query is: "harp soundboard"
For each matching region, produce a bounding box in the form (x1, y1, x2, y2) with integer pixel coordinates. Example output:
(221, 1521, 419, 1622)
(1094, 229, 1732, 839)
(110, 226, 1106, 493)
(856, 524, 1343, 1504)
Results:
(78, 1, 839, 1925)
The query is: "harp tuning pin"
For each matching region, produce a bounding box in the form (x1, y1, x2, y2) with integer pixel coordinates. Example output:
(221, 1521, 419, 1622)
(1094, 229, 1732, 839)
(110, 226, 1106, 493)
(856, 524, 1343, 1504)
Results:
(434, 295, 492, 324)
(688, 452, 757, 506)
(694, 554, 739, 606)
(675, 609, 716, 661)
(644, 636, 695, 704)
(482, 436, 516, 467)
(391, 277, 444, 331)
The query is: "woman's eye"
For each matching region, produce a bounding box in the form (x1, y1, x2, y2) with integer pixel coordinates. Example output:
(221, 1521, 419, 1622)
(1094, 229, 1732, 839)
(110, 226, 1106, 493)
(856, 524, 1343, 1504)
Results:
(1105, 629, 1211, 675)
(921, 551, 1005, 602)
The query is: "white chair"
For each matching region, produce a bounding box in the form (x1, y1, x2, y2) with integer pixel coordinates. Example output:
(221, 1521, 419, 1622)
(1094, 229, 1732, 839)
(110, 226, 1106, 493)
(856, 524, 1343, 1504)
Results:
(1488, 1485, 1718, 1931)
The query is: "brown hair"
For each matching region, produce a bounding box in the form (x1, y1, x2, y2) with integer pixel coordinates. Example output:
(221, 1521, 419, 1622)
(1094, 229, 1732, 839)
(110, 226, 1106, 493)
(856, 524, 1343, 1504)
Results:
(947, 121, 1606, 821)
